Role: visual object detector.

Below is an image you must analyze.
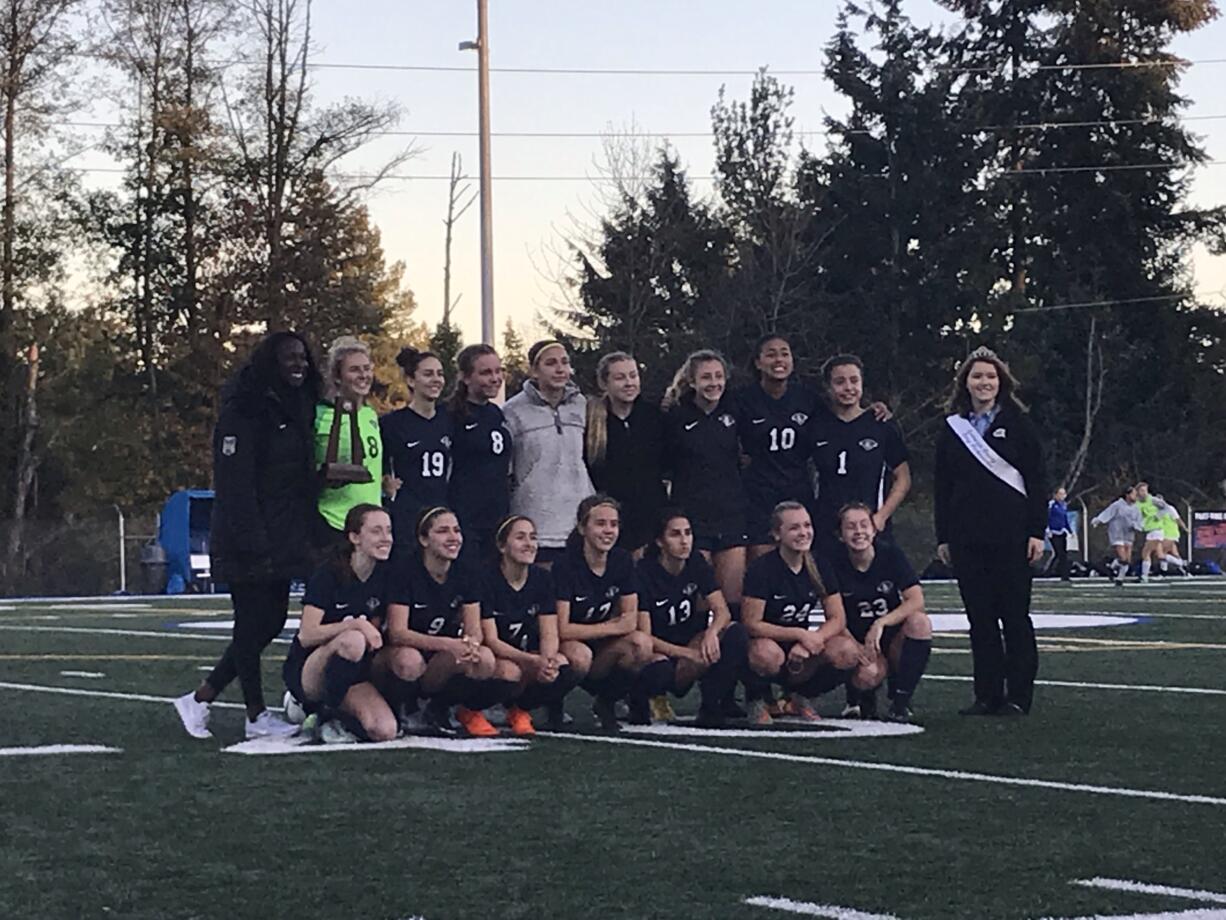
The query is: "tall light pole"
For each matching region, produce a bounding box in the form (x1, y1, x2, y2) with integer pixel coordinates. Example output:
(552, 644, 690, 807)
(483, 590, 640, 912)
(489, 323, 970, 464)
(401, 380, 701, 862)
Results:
(460, 0, 494, 345)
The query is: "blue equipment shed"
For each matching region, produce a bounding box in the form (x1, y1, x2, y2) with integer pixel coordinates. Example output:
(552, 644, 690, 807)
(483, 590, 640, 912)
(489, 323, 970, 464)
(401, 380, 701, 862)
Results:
(158, 489, 215, 594)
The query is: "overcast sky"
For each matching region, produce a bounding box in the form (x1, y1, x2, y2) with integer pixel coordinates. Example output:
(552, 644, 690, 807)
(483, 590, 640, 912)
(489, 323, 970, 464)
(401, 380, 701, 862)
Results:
(76, 0, 1226, 343)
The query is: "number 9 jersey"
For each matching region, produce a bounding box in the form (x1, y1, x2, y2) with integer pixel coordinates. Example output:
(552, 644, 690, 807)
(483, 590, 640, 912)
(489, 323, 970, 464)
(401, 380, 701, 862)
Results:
(829, 542, 919, 643)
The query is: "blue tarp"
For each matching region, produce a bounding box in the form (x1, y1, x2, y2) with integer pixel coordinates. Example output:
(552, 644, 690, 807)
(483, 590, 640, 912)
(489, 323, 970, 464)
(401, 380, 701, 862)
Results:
(158, 489, 214, 594)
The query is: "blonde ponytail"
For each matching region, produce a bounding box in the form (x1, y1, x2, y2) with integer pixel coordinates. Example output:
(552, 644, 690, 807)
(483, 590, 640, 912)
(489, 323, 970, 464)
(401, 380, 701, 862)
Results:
(585, 351, 633, 465)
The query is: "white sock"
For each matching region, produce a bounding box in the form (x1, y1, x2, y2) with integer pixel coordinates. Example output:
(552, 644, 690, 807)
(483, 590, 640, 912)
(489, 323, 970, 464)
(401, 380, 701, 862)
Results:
(1164, 554, 1183, 569)
(1141, 560, 1152, 578)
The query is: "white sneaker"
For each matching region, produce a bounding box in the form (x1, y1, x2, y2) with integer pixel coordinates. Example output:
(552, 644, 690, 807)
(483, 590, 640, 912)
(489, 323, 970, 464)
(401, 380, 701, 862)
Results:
(282, 690, 307, 725)
(245, 710, 299, 739)
(173, 692, 212, 739)
(320, 720, 360, 744)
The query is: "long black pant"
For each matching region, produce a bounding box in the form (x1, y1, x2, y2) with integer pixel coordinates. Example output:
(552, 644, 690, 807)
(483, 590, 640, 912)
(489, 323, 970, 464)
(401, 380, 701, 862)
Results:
(951, 542, 1038, 712)
(1050, 533, 1069, 579)
(204, 579, 291, 712)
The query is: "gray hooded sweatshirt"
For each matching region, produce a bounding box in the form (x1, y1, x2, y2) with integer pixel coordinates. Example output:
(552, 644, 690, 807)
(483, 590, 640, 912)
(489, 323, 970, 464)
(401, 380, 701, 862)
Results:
(503, 379, 594, 548)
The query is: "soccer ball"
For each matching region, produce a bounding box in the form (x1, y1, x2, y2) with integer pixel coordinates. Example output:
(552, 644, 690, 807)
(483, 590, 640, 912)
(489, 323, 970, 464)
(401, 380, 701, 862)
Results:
(282, 690, 306, 725)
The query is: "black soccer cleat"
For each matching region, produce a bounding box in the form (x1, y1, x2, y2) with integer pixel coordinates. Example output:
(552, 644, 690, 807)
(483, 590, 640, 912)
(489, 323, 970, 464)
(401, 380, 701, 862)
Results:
(721, 696, 747, 719)
(694, 706, 725, 729)
(995, 702, 1027, 718)
(540, 701, 569, 732)
(592, 698, 622, 733)
(859, 690, 878, 721)
(884, 704, 914, 724)
(958, 700, 1000, 716)
(423, 699, 457, 734)
(627, 698, 651, 726)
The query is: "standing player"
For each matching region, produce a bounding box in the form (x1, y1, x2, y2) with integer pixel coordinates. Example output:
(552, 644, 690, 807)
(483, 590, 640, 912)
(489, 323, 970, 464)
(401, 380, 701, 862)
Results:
(832, 504, 932, 723)
(742, 501, 860, 725)
(636, 510, 749, 728)
(1135, 481, 1177, 582)
(503, 341, 594, 566)
(384, 507, 511, 736)
(281, 504, 411, 744)
(381, 347, 453, 557)
(1046, 486, 1073, 581)
(585, 352, 668, 555)
(807, 355, 911, 553)
(480, 515, 584, 734)
(553, 495, 654, 731)
(1159, 501, 1189, 575)
(448, 345, 513, 565)
(313, 337, 382, 548)
(735, 335, 824, 562)
(175, 332, 318, 740)
(935, 347, 1046, 717)
(1091, 487, 1143, 583)
(662, 349, 749, 608)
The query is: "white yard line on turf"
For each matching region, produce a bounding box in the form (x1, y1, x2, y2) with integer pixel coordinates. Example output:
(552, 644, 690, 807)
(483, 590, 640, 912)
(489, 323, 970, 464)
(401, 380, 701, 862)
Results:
(743, 895, 901, 919)
(545, 733, 1226, 807)
(0, 680, 262, 712)
(0, 744, 121, 757)
(0, 624, 288, 644)
(924, 675, 1226, 696)
(59, 670, 105, 679)
(223, 736, 527, 755)
(1072, 879, 1226, 906)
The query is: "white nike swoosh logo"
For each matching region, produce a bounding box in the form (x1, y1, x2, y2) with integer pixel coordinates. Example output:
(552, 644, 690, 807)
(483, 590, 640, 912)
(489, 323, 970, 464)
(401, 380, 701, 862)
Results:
(407, 441, 421, 448)
(752, 418, 766, 424)
(574, 596, 587, 602)
(412, 603, 428, 609)
(815, 441, 829, 447)
(465, 422, 479, 430)
(336, 603, 349, 610)
(772, 594, 787, 600)
(654, 599, 669, 606)
(685, 421, 699, 430)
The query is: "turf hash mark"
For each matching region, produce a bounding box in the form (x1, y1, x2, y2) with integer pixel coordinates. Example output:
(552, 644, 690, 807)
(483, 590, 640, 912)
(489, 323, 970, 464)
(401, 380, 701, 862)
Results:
(0, 744, 122, 757)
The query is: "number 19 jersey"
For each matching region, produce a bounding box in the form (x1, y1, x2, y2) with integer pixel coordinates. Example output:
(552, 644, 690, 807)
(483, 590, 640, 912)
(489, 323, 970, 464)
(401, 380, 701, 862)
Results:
(380, 405, 454, 542)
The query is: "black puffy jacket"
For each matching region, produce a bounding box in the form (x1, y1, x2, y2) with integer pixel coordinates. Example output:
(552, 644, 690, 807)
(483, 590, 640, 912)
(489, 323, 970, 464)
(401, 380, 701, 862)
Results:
(209, 339, 319, 583)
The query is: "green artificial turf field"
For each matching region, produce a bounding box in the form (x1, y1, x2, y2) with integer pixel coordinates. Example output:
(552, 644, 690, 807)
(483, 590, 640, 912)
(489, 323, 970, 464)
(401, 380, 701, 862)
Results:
(1, 579, 1224, 920)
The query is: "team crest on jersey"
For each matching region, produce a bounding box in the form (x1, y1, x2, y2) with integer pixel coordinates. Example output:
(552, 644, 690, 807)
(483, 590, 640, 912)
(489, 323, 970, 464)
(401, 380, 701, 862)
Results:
(440, 436, 452, 449)
(718, 413, 735, 428)
(791, 412, 809, 426)
(992, 429, 1007, 439)
(526, 603, 539, 616)
(221, 436, 237, 456)
(605, 586, 618, 599)
(365, 596, 381, 612)
(876, 580, 894, 595)
(859, 438, 879, 451)
(684, 582, 698, 596)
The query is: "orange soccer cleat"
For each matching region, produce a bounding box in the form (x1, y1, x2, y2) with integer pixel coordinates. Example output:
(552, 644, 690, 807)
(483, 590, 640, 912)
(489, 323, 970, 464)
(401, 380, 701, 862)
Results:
(505, 705, 536, 736)
(455, 706, 500, 737)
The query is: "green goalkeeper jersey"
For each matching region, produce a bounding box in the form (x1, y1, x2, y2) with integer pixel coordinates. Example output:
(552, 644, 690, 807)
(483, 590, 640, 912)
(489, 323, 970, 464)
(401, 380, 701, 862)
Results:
(314, 401, 383, 529)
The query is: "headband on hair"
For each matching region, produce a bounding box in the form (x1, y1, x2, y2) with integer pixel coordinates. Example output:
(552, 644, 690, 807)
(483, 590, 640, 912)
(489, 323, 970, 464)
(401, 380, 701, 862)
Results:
(495, 515, 528, 544)
(417, 507, 450, 533)
(532, 341, 566, 366)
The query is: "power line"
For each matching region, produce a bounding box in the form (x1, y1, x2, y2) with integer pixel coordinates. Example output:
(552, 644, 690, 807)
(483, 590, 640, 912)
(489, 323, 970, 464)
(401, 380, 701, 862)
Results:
(1012, 290, 1224, 314)
(949, 57, 1226, 75)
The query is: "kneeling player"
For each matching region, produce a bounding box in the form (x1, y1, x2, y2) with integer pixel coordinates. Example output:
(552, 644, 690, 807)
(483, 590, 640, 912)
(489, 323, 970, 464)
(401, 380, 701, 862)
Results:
(480, 515, 583, 734)
(283, 504, 414, 743)
(636, 511, 748, 727)
(554, 495, 652, 732)
(832, 503, 932, 723)
(385, 507, 513, 736)
(742, 501, 859, 725)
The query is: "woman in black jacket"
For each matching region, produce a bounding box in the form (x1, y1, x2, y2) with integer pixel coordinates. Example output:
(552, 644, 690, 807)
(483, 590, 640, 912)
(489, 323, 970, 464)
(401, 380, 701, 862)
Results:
(935, 346, 1046, 717)
(173, 332, 321, 740)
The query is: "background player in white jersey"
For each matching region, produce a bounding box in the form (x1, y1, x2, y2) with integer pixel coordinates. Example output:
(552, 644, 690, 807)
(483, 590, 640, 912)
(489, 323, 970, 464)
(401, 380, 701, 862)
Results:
(1091, 488, 1143, 583)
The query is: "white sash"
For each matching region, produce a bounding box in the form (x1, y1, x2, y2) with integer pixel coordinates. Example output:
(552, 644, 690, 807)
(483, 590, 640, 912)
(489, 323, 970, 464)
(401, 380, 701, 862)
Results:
(946, 414, 1027, 496)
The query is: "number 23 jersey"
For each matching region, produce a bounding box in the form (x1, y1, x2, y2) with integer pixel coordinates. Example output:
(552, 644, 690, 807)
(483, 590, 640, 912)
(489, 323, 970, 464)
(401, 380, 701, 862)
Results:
(829, 542, 918, 642)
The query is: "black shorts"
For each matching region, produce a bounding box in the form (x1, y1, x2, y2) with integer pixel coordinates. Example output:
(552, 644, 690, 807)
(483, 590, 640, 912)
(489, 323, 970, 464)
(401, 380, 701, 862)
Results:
(282, 641, 374, 713)
(849, 623, 904, 662)
(693, 525, 749, 554)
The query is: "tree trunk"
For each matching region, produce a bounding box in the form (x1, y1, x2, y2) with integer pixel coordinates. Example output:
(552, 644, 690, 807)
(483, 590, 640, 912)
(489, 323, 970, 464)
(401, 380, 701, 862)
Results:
(5, 342, 40, 582)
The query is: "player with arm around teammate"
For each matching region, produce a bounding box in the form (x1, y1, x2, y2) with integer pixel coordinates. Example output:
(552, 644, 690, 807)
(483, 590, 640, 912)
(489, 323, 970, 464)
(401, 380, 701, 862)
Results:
(480, 515, 584, 734)
(553, 494, 652, 732)
(635, 510, 749, 728)
(833, 503, 932, 723)
(384, 507, 512, 737)
(741, 501, 860, 726)
(282, 504, 415, 743)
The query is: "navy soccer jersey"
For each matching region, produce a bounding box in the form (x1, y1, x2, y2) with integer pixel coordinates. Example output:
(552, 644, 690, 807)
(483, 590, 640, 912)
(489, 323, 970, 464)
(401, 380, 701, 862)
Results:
(448, 401, 513, 536)
(293, 561, 398, 653)
(743, 549, 838, 629)
(399, 555, 480, 638)
(380, 405, 454, 540)
(735, 382, 823, 516)
(552, 545, 637, 625)
(830, 543, 919, 642)
(480, 564, 556, 652)
(663, 394, 747, 536)
(807, 410, 908, 536)
(636, 553, 719, 647)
